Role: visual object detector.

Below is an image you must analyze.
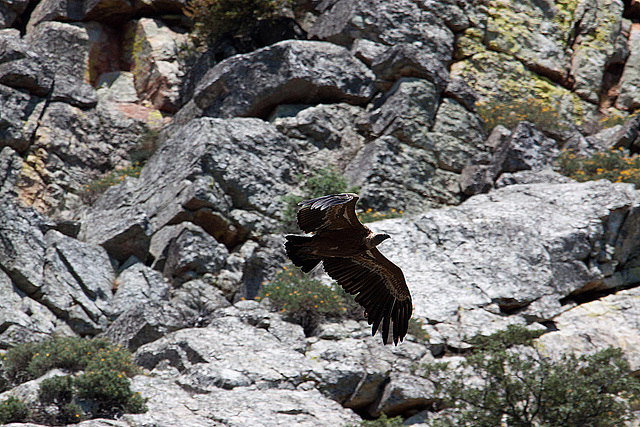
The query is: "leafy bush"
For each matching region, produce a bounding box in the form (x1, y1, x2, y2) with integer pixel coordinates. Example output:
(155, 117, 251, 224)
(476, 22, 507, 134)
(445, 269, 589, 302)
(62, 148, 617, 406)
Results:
(257, 265, 358, 335)
(4, 337, 112, 384)
(58, 403, 84, 424)
(39, 375, 75, 406)
(423, 325, 640, 426)
(0, 396, 29, 424)
(476, 96, 568, 134)
(184, 0, 283, 46)
(282, 166, 359, 227)
(3, 337, 145, 423)
(556, 147, 640, 187)
(75, 370, 146, 416)
(39, 375, 84, 425)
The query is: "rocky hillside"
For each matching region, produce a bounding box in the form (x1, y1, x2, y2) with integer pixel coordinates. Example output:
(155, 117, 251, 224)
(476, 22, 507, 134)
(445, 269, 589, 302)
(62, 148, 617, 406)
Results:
(2, 0, 640, 425)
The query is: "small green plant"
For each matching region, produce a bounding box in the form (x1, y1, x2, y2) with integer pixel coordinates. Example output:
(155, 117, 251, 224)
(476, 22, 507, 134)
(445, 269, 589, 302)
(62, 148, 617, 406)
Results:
(357, 208, 403, 224)
(346, 413, 405, 427)
(0, 396, 29, 424)
(184, 0, 284, 46)
(58, 403, 84, 424)
(407, 318, 429, 343)
(598, 111, 629, 130)
(282, 166, 358, 227)
(423, 325, 640, 426)
(476, 96, 568, 134)
(80, 163, 143, 204)
(257, 265, 355, 335)
(556, 147, 640, 187)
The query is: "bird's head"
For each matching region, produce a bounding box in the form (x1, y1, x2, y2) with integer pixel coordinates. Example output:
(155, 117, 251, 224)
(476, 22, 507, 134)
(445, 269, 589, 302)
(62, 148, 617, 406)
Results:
(372, 233, 391, 246)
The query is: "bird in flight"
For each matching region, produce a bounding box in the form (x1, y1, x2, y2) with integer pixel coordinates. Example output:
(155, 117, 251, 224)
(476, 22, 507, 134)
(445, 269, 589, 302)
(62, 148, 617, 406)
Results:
(285, 193, 412, 345)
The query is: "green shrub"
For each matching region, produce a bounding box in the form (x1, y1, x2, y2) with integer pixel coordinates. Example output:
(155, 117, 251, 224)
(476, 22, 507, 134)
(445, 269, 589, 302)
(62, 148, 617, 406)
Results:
(4, 336, 112, 383)
(257, 265, 357, 334)
(39, 375, 74, 406)
(0, 396, 29, 424)
(282, 166, 359, 227)
(75, 370, 146, 416)
(184, 0, 284, 46)
(58, 402, 84, 424)
(424, 325, 640, 426)
(347, 413, 405, 427)
(3, 337, 145, 422)
(85, 347, 140, 378)
(476, 96, 568, 134)
(39, 375, 85, 425)
(556, 147, 640, 187)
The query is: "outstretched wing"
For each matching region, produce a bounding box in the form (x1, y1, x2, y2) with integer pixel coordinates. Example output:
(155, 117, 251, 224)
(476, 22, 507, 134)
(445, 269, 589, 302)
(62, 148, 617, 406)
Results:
(296, 193, 365, 234)
(322, 248, 412, 345)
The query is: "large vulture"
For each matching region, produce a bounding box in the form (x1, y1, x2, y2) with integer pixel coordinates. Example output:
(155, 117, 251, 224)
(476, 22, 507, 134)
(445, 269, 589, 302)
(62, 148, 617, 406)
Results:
(285, 193, 412, 345)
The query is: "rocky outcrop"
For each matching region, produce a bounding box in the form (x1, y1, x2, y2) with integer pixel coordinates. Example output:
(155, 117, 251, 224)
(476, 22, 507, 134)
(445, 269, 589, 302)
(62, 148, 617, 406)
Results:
(369, 180, 640, 349)
(189, 40, 377, 120)
(3, 0, 640, 425)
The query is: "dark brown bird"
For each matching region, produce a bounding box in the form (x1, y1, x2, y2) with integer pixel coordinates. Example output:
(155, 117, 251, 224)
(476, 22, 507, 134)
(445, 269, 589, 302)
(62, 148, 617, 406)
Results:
(285, 193, 412, 345)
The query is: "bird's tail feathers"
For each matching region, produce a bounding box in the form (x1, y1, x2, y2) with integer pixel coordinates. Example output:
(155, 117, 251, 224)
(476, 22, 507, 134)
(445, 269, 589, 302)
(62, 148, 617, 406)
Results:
(285, 235, 321, 273)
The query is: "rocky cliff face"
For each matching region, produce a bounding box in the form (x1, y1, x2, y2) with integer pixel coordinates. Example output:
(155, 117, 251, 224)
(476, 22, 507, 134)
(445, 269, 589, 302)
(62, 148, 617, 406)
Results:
(2, 0, 640, 425)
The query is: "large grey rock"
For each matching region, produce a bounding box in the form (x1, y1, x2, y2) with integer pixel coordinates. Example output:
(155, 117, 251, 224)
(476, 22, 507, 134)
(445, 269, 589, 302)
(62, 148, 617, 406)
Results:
(87, 117, 302, 242)
(25, 22, 105, 100)
(345, 136, 461, 212)
(162, 222, 229, 284)
(536, 285, 640, 372)
(617, 25, 640, 111)
(0, 84, 45, 153)
(273, 103, 368, 172)
(367, 180, 640, 348)
(18, 96, 148, 212)
(41, 230, 115, 335)
(370, 78, 440, 144)
(309, 0, 453, 89)
(102, 301, 187, 351)
(0, 197, 51, 295)
(134, 314, 311, 390)
(570, 0, 625, 103)
(110, 263, 171, 317)
(0, 30, 53, 96)
(78, 205, 152, 263)
(460, 122, 559, 196)
(104, 279, 230, 350)
(123, 374, 360, 427)
(0, 268, 58, 347)
(484, 0, 570, 81)
(122, 18, 187, 113)
(191, 40, 376, 119)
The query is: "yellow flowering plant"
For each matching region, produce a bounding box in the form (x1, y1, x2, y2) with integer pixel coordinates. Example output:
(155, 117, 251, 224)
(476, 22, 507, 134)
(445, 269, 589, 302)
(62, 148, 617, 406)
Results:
(556, 147, 640, 187)
(257, 264, 359, 335)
